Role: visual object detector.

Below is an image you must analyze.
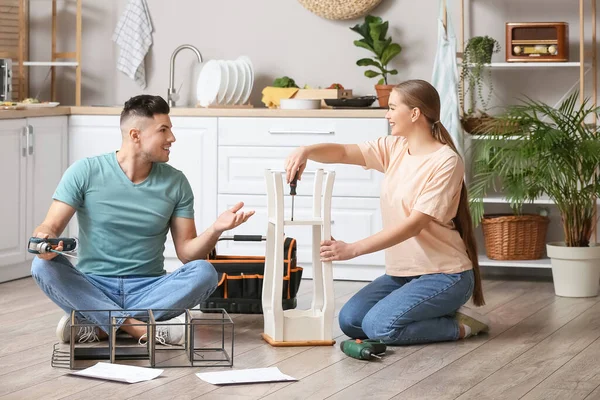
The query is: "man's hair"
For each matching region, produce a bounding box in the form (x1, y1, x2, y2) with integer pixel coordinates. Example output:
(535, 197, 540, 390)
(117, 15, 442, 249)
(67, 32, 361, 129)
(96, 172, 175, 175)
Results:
(120, 95, 170, 126)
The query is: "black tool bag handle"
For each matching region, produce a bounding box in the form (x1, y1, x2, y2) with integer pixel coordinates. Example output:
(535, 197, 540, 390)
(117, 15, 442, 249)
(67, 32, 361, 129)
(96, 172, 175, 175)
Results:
(217, 235, 266, 242)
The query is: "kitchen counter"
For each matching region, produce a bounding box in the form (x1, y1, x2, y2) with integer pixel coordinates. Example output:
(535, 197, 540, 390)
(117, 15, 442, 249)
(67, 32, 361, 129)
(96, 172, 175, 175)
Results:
(0, 106, 71, 119)
(0, 106, 387, 119)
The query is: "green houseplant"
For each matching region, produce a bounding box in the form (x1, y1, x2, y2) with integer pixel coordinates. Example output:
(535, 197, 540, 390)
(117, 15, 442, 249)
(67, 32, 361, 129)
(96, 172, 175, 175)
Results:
(460, 36, 500, 134)
(469, 91, 600, 297)
(350, 15, 402, 107)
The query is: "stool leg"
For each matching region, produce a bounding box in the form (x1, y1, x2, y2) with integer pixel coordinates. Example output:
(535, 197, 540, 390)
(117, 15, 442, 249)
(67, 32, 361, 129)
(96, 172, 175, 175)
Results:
(321, 172, 336, 340)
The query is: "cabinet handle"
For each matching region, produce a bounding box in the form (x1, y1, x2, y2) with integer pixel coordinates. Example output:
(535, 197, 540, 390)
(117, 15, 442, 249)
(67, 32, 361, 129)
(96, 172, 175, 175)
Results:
(27, 125, 33, 155)
(21, 126, 27, 157)
(268, 130, 335, 135)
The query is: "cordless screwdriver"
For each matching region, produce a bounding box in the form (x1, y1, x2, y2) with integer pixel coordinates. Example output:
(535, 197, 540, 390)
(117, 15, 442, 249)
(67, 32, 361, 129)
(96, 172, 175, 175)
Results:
(340, 339, 387, 360)
(290, 173, 298, 221)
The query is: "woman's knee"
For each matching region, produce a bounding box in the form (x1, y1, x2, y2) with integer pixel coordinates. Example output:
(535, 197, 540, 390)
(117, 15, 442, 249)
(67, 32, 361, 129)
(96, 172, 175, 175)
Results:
(362, 311, 401, 340)
(339, 303, 366, 338)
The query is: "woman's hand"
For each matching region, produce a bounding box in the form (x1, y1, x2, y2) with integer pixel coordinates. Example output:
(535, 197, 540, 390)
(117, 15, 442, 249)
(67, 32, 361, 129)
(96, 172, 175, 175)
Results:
(320, 238, 358, 262)
(284, 147, 309, 183)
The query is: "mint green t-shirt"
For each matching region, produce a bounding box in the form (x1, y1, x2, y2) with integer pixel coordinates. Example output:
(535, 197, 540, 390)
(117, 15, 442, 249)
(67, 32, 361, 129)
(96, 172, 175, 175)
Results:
(53, 152, 194, 276)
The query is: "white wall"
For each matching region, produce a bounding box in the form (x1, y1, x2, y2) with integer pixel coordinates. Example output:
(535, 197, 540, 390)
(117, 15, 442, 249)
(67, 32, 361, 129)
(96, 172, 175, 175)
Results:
(28, 0, 599, 109)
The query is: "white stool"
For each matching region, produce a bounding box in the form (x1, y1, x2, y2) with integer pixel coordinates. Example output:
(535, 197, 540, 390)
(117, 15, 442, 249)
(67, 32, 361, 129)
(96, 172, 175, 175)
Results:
(261, 169, 336, 346)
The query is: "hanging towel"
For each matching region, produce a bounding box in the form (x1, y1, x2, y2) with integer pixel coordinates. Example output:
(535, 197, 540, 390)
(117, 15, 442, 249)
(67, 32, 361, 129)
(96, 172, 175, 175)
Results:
(431, 0, 464, 158)
(112, 0, 153, 88)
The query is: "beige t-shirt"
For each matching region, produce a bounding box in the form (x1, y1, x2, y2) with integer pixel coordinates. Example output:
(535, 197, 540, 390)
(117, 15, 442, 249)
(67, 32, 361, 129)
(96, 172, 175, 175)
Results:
(358, 136, 473, 276)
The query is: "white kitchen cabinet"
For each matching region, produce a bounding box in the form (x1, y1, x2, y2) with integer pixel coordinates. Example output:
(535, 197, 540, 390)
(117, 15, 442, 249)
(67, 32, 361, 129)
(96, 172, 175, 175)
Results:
(68, 115, 218, 272)
(163, 117, 217, 269)
(217, 116, 388, 281)
(0, 116, 68, 283)
(218, 146, 382, 197)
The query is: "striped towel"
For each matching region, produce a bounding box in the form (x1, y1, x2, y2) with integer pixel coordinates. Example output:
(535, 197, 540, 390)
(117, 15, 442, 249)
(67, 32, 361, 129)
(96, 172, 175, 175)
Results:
(112, 0, 153, 88)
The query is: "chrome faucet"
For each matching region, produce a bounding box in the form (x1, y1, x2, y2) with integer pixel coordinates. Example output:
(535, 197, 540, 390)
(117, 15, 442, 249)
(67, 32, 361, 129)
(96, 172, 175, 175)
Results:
(168, 44, 203, 107)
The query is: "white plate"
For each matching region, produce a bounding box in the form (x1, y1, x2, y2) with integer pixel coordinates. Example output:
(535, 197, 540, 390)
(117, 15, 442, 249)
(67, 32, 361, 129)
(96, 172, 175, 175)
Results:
(18, 102, 60, 109)
(215, 60, 230, 105)
(237, 56, 254, 105)
(223, 60, 238, 105)
(230, 60, 246, 105)
(196, 60, 221, 107)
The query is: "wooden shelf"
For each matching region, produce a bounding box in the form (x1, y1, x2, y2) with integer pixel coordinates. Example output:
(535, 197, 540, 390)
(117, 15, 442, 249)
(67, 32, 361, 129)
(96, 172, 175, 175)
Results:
(478, 196, 600, 205)
(22, 61, 79, 67)
(478, 254, 551, 268)
(464, 62, 582, 68)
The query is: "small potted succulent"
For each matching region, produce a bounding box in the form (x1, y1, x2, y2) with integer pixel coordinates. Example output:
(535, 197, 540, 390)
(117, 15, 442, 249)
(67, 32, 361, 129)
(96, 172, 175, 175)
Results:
(350, 15, 402, 107)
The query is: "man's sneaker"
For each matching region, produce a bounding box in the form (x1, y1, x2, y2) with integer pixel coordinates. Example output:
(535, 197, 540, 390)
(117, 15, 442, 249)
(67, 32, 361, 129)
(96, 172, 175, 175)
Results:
(455, 306, 491, 337)
(56, 314, 102, 343)
(138, 316, 185, 346)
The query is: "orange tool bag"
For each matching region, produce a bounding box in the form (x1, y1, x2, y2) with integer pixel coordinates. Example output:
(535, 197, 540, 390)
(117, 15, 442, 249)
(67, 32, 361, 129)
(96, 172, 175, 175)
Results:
(200, 235, 303, 314)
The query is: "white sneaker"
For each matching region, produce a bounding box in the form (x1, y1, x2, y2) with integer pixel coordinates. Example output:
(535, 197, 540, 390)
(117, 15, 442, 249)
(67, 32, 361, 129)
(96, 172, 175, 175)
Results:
(138, 316, 185, 346)
(56, 314, 102, 343)
(455, 306, 491, 337)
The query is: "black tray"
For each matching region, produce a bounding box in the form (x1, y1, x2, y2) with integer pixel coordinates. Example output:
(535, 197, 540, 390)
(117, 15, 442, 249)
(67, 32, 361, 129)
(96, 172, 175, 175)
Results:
(324, 96, 377, 108)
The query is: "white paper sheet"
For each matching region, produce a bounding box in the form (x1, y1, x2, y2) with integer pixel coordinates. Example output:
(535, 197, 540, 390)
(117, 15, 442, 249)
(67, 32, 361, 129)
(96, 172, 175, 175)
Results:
(196, 367, 297, 385)
(69, 362, 164, 384)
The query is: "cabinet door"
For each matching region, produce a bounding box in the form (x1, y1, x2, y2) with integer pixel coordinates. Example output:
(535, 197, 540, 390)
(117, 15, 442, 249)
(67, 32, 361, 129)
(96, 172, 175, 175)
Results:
(67, 116, 122, 239)
(27, 117, 68, 260)
(218, 146, 382, 197)
(164, 117, 218, 263)
(0, 119, 27, 268)
(69, 116, 121, 161)
(217, 194, 385, 280)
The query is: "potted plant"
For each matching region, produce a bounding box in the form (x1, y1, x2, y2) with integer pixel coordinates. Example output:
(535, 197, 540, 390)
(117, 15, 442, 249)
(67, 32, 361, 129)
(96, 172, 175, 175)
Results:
(350, 15, 401, 107)
(469, 91, 600, 297)
(460, 36, 501, 134)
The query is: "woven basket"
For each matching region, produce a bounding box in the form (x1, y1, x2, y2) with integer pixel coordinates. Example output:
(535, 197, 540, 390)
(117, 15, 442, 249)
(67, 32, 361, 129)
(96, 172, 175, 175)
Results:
(297, 0, 382, 20)
(482, 214, 550, 260)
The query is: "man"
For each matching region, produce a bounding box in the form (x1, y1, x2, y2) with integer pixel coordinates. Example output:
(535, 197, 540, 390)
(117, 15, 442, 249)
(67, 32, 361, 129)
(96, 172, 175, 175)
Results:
(31, 95, 254, 345)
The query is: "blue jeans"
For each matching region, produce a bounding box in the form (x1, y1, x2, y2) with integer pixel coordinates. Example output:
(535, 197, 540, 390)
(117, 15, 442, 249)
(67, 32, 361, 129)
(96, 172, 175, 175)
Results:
(339, 269, 474, 345)
(31, 255, 219, 334)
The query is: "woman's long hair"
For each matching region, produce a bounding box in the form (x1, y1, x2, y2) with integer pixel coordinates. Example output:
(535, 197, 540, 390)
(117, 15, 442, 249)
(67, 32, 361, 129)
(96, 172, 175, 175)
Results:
(393, 79, 484, 306)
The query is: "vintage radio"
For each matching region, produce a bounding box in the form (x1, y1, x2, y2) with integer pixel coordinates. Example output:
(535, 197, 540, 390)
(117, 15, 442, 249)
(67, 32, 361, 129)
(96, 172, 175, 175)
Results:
(506, 22, 568, 62)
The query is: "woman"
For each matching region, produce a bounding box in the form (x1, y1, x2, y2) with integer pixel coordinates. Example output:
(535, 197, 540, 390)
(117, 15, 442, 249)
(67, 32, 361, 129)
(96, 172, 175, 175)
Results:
(284, 79, 489, 345)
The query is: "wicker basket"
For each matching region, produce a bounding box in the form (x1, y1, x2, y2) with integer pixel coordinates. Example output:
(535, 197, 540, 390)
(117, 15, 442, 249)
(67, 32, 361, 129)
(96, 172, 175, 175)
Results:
(297, 0, 382, 20)
(482, 214, 550, 260)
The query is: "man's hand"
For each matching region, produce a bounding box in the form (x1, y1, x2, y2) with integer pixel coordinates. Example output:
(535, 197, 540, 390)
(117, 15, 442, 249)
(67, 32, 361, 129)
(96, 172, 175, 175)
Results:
(212, 202, 255, 234)
(320, 238, 357, 262)
(32, 232, 63, 261)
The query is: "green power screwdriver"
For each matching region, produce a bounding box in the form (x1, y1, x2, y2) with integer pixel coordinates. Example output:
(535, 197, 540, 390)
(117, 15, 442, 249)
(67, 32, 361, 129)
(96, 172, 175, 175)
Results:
(340, 339, 387, 360)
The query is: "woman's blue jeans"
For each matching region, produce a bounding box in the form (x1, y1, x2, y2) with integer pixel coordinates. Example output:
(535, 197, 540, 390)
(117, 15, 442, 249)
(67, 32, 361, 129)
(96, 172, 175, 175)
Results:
(339, 269, 474, 345)
(31, 255, 219, 334)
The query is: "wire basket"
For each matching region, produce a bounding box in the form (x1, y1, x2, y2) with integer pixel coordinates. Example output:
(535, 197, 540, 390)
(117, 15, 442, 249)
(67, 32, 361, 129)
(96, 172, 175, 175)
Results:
(482, 214, 550, 260)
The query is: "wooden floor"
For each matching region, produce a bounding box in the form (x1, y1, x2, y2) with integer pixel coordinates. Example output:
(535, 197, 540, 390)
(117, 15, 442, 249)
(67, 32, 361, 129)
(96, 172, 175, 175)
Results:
(2, 276, 600, 399)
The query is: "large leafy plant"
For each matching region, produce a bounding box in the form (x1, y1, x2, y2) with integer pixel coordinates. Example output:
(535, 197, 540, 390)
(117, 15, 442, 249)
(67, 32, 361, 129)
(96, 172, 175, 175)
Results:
(350, 15, 401, 85)
(469, 91, 600, 247)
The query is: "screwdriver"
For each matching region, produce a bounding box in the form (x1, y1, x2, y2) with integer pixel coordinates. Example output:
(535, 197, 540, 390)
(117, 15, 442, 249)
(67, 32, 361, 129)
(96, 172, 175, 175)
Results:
(290, 173, 298, 221)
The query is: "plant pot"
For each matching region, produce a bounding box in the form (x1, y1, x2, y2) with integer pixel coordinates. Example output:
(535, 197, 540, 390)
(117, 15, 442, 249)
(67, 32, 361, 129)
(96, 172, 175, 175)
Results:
(547, 242, 600, 297)
(481, 214, 549, 260)
(473, 42, 495, 64)
(375, 84, 395, 108)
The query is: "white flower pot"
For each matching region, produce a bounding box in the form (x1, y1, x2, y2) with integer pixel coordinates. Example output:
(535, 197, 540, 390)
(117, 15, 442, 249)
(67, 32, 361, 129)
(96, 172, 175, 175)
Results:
(547, 242, 600, 297)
